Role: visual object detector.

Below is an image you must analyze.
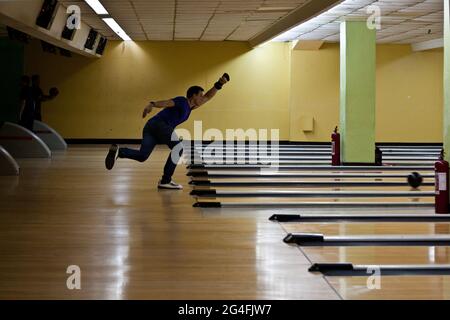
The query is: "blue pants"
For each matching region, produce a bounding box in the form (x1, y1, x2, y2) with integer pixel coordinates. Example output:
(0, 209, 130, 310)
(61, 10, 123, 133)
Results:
(118, 119, 183, 183)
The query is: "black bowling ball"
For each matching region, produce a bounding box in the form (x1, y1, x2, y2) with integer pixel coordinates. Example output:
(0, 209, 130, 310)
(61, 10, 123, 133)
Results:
(49, 87, 59, 97)
(407, 172, 423, 189)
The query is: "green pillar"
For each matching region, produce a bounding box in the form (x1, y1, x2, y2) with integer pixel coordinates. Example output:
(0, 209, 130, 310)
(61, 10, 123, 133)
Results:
(0, 39, 24, 124)
(444, 0, 450, 162)
(340, 21, 376, 164)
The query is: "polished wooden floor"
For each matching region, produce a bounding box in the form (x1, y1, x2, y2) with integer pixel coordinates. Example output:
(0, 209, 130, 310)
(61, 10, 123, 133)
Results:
(1, 146, 449, 300)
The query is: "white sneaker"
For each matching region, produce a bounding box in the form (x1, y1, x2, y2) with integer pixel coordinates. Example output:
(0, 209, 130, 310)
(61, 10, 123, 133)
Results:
(158, 180, 183, 190)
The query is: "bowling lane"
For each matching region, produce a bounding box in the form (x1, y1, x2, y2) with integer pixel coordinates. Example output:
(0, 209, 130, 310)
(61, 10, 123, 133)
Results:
(282, 222, 450, 236)
(302, 246, 450, 265)
(197, 155, 438, 161)
(191, 186, 435, 193)
(326, 276, 450, 300)
(188, 170, 435, 178)
(187, 165, 434, 172)
(280, 222, 450, 265)
(189, 178, 434, 188)
(196, 160, 436, 165)
(194, 197, 434, 208)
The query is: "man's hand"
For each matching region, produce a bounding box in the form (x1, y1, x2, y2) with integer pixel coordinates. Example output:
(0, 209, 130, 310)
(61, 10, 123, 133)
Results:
(219, 73, 229, 85)
(193, 73, 231, 110)
(142, 103, 153, 118)
(214, 73, 230, 90)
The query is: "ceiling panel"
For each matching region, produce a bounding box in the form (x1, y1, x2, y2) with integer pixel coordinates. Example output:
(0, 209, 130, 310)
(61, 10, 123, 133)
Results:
(272, 0, 443, 44)
(59, 0, 311, 41)
(58, 0, 444, 44)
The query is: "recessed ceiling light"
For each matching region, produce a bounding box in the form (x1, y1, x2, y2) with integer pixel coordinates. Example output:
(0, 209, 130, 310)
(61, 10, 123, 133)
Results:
(85, 0, 109, 15)
(103, 18, 131, 41)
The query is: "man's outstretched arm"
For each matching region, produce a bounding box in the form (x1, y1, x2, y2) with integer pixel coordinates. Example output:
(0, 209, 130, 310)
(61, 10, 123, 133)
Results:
(40, 94, 53, 102)
(142, 99, 175, 118)
(193, 73, 230, 109)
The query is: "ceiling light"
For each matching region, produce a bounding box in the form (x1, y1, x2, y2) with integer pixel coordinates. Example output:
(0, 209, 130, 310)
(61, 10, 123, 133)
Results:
(269, 0, 346, 42)
(103, 18, 131, 41)
(85, 0, 109, 15)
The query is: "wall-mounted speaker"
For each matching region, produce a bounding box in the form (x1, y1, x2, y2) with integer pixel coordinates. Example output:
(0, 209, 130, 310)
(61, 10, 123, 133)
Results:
(36, 0, 59, 30)
(59, 48, 72, 57)
(6, 27, 30, 43)
(96, 37, 108, 55)
(84, 28, 98, 50)
(61, 23, 76, 41)
(41, 41, 57, 54)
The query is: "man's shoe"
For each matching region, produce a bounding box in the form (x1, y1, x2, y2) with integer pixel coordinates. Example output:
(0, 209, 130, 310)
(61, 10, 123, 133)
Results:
(158, 180, 183, 190)
(105, 144, 119, 170)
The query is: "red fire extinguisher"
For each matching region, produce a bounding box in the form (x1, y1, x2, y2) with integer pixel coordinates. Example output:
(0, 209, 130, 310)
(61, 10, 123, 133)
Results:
(331, 126, 341, 166)
(435, 149, 449, 214)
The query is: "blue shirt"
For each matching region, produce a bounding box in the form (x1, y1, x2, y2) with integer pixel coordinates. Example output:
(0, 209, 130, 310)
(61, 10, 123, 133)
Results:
(151, 96, 191, 128)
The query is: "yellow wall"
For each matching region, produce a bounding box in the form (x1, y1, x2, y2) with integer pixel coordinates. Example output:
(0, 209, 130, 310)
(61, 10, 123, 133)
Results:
(377, 45, 443, 142)
(290, 43, 443, 142)
(25, 40, 443, 142)
(289, 43, 340, 142)
(24, 40, 291, 140)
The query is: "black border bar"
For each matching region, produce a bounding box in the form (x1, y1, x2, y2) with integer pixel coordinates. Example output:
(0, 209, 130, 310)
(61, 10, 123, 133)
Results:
(269, 214, 450, 223)
(284, 233, 450, 246)
(309, 263, 450, 276)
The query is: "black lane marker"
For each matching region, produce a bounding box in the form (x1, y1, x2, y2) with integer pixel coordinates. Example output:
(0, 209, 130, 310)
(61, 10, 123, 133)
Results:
(284, 233, 450, 246)
(189, 180, 434, 187)
(190, 189, 434, 198)
(309, 263, 450, 276)
(193, 201, 434, 208)
(269, 213, 450, 223)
